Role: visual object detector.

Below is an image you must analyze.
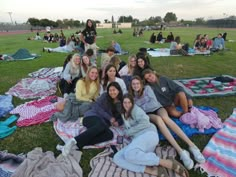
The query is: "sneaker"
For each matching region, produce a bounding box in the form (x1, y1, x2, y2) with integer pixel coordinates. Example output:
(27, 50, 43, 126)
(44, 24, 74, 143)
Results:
(180, 150, 194, 170)
(189, 146, 206, 164)
(62, 138, 77, 156)
(63, 93, 68, 98)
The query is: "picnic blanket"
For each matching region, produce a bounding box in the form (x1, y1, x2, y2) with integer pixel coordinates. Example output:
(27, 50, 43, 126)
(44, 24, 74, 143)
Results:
(196, 108, 236, 177)
(28, 67, 63, 80)
(147, 48, 173, 57)
(1, 48, 39, 61)
(11, 147, 83, 177)
(0, 150, 25, 177)
(6, 77, 58, 100)
(0, 95, 14, 117)
(53, 119, 129, 149)
(10, 96, 63, 127)
(174, 75, 236, 97)
(54, 106, 219, 148)
(89, 144, 180, 177)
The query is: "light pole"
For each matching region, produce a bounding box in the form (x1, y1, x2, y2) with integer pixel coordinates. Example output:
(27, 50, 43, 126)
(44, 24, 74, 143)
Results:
(8, 12, 13, 24)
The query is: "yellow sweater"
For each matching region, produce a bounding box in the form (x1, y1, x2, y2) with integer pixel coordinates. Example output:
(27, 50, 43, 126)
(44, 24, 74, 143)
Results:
(75, 80, 99, 101)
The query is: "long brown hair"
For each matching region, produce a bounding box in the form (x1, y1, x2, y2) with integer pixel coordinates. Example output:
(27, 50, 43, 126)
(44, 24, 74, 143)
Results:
(102, 64, 120, 90)
(129, 75, 145, 98)
(121, 94, 134, 120)
(81, 54, 92, 74)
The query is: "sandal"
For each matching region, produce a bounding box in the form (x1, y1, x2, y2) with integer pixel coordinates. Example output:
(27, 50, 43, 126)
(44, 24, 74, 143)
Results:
(156, 166, 168, 177)
(167, 157, 189, 177)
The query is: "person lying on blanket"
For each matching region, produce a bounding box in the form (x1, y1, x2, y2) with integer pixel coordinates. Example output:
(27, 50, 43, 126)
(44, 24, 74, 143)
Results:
(142, 69, 193, 118)
(62, 82, 123, 156)
(113, 94, 189, 177)
(129, 76, 205, 170)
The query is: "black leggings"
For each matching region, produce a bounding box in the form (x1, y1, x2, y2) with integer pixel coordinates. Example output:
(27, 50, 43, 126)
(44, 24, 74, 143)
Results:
(74, 116, 113, 149)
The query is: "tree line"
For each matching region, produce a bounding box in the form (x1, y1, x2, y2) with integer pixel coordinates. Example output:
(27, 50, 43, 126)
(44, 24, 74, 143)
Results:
(27, 13, 236, 28)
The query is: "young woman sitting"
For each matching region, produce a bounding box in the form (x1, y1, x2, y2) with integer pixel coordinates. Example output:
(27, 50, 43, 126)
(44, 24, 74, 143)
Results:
(62, 82, 124, 156)
(60, 53, 82, 98)
(113, 94, 189, 177)
(100, 64, 127, 95)
(129, 76, 205, 169)
(142, 69, 193, 118)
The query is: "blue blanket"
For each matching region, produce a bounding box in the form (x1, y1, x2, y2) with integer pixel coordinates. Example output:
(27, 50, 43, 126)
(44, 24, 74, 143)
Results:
(159, 106, 219, 140)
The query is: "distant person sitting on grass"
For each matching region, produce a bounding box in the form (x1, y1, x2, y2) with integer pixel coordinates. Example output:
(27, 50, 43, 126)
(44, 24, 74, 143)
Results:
(165, 32, 174, 43)
(111, 40, 122, 53)
(194, 37, 207, 52)
(212, 33, 225, 51)
(43, 35, 77, 53)
(170, 36, 189, 56)
(27, 32, 41, 40)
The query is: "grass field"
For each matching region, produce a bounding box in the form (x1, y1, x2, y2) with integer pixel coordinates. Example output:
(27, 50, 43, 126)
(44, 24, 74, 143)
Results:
(0, 27, 236, 177)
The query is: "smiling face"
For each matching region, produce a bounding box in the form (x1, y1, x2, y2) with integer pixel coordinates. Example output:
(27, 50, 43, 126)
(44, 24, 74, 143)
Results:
(88, 68, 98, 81)
(131, 78, 142, 92)
(137, 58, 145, 68)
(107, 66, 116, 80)
(82, 55, 90, 65)
(129, 57, 136, 67)
(74, 56, 81, 65)
(123, 98, 133, 112)
(144, 72, 157, 83)
(108, 86, 119, 99)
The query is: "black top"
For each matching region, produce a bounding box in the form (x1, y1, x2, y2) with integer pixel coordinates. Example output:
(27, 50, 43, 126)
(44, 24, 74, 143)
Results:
(82, 28, 97, 44)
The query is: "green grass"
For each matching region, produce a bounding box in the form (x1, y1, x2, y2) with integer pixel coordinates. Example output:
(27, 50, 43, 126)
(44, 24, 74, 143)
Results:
(0, 27, 236, 177)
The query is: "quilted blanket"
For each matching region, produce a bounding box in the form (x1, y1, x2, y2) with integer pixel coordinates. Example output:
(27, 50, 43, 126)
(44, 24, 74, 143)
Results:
(174, 75, 236, 97)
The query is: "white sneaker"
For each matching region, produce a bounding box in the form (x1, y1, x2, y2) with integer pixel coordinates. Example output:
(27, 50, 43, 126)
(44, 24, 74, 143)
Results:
(189, 146, 206, 164)
(62, 138, 77, 156)
(180, 150, 194, 170)
(63, 93, 68, 98)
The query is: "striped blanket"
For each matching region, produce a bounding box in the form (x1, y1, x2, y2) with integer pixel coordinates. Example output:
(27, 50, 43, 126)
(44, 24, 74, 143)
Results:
(89, 145, 180, 177)
(197, 108, 236, 177)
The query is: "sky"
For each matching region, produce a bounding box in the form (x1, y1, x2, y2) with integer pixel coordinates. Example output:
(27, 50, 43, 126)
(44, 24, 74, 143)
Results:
(0, 0, 236, 23)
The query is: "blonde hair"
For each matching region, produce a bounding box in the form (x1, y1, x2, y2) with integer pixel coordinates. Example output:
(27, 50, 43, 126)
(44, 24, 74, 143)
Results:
(127, 55, 136, 75)
(83, 66, 100, 95)
(70, 53, 81, 75)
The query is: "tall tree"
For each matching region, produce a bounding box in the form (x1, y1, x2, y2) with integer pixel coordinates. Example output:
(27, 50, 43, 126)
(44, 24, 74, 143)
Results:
(27, 18, 40, 26)
(164, 12, 177, 23)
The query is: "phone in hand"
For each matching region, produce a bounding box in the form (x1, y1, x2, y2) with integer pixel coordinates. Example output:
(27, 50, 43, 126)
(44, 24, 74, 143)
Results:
(117, 136, 123, 144)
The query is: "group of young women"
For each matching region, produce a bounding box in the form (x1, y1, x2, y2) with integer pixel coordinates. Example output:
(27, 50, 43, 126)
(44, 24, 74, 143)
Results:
(56, 46, 205, 177)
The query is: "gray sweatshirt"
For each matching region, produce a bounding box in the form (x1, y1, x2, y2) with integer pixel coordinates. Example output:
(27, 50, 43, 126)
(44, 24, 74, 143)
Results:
(122, 104, 157, 139)
(148, 76, 190, 107)
(134, 85, 162, 113)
